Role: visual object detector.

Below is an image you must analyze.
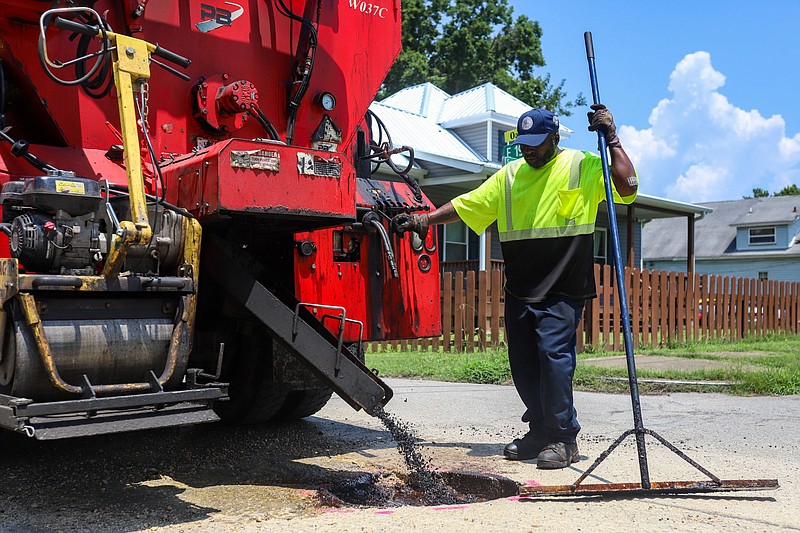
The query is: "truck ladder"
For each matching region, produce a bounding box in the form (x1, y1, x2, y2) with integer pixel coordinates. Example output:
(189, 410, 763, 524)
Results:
(204, 236, 392, 415)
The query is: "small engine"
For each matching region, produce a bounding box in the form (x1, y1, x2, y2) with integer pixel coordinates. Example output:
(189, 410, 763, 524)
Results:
(0, 171, 105, 274)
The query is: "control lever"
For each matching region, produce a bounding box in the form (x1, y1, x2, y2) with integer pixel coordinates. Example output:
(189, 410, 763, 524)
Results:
(0, 127, 58, 173)
(50, 14, 191, 80)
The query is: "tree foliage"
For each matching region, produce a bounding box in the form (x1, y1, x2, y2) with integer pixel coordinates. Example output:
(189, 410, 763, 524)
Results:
(380, 0, 584, 115)
(743, 185, 800, 198)
(775, 184, 800, 197)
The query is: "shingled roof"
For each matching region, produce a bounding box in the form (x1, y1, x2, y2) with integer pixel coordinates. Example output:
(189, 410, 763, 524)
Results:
(643, 196, 800, 260)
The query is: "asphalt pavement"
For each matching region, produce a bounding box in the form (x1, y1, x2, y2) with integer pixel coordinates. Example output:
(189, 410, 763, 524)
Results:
(2, 378, 797, 532)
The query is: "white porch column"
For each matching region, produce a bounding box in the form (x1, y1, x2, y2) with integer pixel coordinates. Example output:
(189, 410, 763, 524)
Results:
(479, 231, 487, 271)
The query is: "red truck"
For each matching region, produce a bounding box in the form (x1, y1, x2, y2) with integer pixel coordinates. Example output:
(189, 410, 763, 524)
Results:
(0, 0, 439, 440)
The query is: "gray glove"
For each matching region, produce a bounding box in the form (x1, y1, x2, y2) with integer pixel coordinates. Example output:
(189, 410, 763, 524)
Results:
(391, 213, 429, 239)
(587, 103, 621, 148)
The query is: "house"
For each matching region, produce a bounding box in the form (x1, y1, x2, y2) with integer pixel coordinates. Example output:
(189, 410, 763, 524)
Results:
(370, 83, 709, 272)
(643, 196, 800, 281)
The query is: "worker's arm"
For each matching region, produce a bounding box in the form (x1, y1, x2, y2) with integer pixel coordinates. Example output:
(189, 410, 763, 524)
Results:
(392, 201, 460, 238)
(588, 104, 638, 197)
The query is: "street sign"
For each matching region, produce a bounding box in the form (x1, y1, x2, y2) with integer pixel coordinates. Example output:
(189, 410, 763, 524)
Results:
(503, 143, 522, 165)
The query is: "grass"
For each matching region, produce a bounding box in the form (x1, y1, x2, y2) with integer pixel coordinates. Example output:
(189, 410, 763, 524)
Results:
(366, 333, 800, 395)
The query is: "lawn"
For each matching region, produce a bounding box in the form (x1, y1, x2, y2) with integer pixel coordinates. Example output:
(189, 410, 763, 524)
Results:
(366, 333, 800, 395)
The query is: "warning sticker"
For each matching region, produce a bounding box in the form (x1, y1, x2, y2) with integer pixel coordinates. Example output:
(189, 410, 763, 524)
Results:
(55, 180, 86, 194)
(230, 149, 280, 171)
(297, 152, 342, 178)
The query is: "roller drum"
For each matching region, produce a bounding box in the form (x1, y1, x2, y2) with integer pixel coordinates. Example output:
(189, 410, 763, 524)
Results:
(2, 318, 183, 401)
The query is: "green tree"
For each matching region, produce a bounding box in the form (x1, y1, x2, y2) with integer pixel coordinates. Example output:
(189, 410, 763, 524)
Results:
(775, 184, 800, 196)
(744, 187, 770, 199)
(380, 0, 584, 115)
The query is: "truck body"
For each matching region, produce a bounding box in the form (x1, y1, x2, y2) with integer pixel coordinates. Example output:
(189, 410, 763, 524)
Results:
(0, 0, 439, 439)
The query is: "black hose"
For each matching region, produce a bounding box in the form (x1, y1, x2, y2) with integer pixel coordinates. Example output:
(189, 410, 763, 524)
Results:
(0, 58, 6, 129)
(274, 0, 318, 144)
(75, 13, 113, 99)
(135, 91, 167, 203)
(254, 107, 281, 141)
(107, 185, 194, 219)
(365, 110, 423, 202)
(363, 212, 399, 279)
(38, 13, 110, 87)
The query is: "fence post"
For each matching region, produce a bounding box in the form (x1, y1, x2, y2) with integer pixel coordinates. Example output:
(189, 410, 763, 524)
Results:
(454, 271, 464, 352)
(478, 270, 488, 350)
(466, 271, 476, 352)
(677, 271, 686, 344)
(631, 267, 641, 350)
(442, 272, 453, 353)
(642, 269, 652, 346)
(590, 264, 601, 350)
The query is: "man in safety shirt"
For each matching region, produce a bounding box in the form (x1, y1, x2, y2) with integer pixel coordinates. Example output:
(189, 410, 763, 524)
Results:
(392, 105, 637, 469)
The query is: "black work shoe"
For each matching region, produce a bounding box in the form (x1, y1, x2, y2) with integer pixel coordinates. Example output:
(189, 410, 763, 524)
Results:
(536, 442, 580, 469)
(503, 433, 548, 461)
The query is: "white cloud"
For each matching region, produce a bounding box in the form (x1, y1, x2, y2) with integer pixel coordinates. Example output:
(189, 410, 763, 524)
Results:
(621, 51, 800, 202)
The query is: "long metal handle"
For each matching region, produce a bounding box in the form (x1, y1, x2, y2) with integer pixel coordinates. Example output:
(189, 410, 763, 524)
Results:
(584, 31, 651, 489)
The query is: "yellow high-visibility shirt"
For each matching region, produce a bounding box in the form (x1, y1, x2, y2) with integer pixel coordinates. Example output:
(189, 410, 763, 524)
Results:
(451, 148, 637, 301)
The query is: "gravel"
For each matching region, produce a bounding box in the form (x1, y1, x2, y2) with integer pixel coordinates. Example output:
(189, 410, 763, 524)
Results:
(0, 379, 797, 532)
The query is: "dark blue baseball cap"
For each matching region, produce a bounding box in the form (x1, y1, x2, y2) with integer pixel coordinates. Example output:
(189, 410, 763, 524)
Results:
(512, 109, 559, 147)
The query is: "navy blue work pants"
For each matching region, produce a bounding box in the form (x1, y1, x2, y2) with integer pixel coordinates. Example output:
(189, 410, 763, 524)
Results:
(505, 293, 585, 444)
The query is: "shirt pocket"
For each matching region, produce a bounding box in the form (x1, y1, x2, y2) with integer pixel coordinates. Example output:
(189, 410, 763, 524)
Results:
(557, 188, 585, 221)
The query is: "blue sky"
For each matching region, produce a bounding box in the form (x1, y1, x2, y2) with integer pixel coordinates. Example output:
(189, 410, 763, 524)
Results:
(509, 1, 800, 202)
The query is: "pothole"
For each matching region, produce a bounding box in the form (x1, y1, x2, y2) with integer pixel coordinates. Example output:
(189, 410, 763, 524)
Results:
(319, 470, 520, 507)
(317, 406, 519, 507)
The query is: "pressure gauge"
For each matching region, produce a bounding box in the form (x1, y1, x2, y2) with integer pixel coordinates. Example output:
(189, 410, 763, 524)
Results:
(318, 92, 336, 111)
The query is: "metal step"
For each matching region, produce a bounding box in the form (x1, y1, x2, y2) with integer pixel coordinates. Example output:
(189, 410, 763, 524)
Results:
(25, 403, 220, 440)
(0, 387, 228, 439)
(204, 235, 392, 415)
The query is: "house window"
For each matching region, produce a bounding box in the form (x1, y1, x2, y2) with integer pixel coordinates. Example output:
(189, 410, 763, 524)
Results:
(749, 227, 776, 245)
(758, 271, 769, 281)
(593, 228, 608, 265)
(442, 221, 479, 261)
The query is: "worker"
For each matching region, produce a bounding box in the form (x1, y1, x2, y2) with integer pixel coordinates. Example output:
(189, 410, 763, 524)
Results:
(392, 105, 637, 469)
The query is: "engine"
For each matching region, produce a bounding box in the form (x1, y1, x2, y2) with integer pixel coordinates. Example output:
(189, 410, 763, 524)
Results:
(1, 172, 104, 274)
(0, 172, 184, 275)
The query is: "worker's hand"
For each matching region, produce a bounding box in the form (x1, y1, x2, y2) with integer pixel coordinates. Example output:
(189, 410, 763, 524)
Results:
(587, 104, 621, 148)
(391, 213, 429, 238)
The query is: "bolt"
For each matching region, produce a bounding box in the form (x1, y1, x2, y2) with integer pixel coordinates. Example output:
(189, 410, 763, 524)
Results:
(126, 46, 135, 57)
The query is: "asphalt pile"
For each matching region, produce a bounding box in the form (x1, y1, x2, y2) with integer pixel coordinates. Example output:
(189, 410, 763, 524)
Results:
(372, 406, 460, 505)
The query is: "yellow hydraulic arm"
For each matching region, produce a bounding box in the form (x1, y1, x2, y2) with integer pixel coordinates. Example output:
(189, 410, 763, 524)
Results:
(43, 9, 191, 277)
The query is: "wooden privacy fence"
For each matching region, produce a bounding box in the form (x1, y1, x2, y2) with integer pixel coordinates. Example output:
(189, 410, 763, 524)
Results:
(369, 265, 800, 352)
(369, 270, 506, 352)
(590, 265, 800, 351)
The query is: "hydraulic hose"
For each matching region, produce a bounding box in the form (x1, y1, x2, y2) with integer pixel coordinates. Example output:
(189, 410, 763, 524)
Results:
(0, 58, 5, 129)
(363, 211, 398, 279)
(274, 0, 319, 145)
